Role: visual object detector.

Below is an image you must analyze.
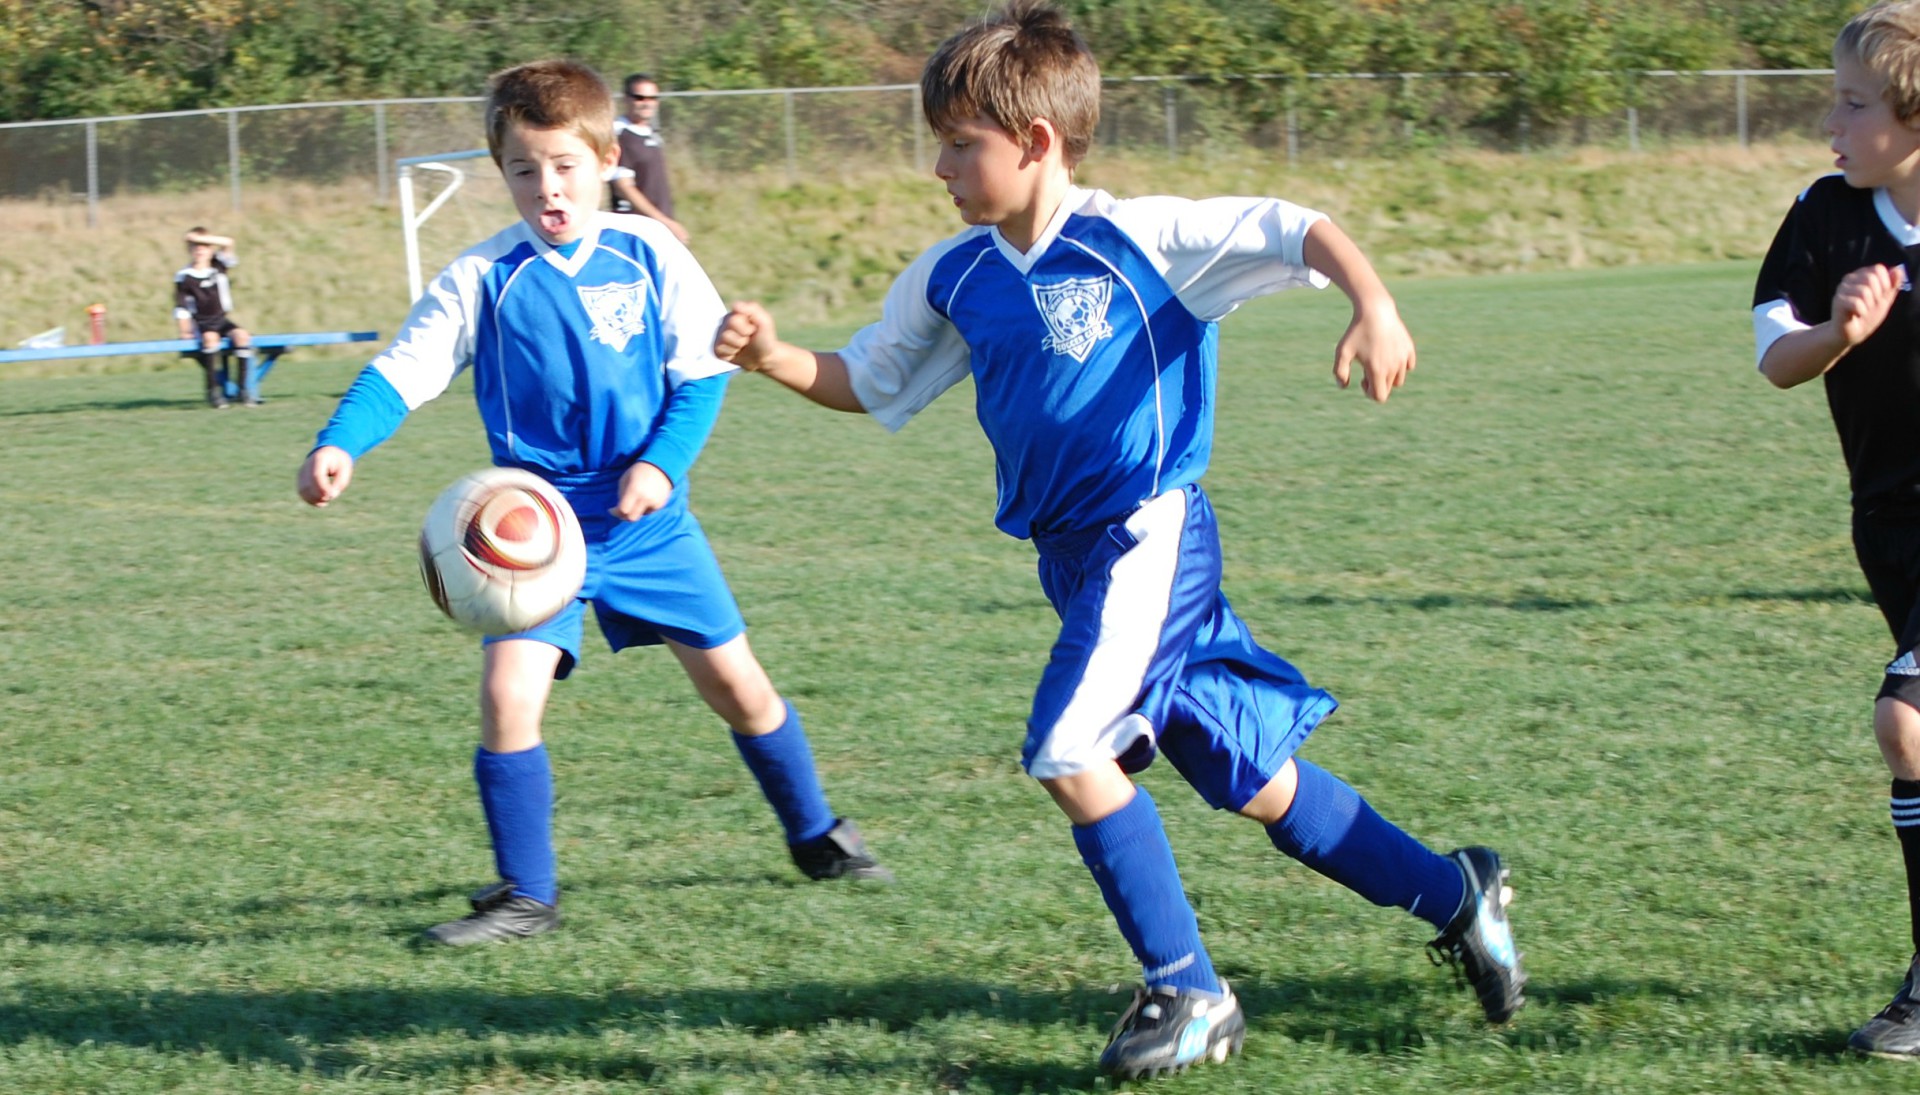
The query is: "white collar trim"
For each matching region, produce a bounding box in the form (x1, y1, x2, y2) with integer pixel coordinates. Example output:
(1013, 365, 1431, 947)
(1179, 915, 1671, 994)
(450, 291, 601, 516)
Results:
(991, 186, 1085, 272)
(1875, 188, 1920, 246)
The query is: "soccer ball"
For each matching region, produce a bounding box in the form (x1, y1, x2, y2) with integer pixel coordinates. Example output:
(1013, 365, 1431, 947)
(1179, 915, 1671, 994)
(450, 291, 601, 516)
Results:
(418, 467, 586, 636)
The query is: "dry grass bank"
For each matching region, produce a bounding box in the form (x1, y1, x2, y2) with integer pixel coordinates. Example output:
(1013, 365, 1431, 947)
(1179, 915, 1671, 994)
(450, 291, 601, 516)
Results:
(0, 140, 1831, 379)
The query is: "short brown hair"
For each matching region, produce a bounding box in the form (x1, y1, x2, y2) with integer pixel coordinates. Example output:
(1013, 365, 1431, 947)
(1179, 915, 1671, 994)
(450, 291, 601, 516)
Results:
(921, 0, 1100, 169)
(1837, 1, 1920, 124)
(485, 60, 616, 165)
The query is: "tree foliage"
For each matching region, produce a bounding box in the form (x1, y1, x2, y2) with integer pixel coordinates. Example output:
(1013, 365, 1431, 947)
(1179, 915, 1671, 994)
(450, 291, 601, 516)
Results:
(0, 0, 1875, 123)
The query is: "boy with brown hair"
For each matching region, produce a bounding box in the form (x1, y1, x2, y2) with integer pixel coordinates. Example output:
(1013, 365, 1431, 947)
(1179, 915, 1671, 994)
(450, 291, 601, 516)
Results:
(717, 0, 1525, 1078)
(1753, 0, 1920, 1059)
(297, 59, 887, 947)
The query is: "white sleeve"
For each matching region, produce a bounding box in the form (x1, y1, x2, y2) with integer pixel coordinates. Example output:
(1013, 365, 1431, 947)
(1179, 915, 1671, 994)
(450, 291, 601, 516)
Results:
(369, 254, 483, 409)
(838, 237, 976, 431)
(637, 217, 737, 388)
(1753, 298, 1809, 371)
(1101, 193, 1330, 322)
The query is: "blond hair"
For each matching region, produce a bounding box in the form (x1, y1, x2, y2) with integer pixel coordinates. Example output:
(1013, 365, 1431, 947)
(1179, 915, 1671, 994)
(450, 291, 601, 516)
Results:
(1837, 1, 1920, 123)
(485, 59, 616, 165)
(920, 0, 1100, 169)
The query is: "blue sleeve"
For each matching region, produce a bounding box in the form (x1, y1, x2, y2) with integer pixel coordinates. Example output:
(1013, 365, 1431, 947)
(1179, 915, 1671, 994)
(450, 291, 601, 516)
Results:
(313, 366, 410, 459)
(639, 372, 732, 486)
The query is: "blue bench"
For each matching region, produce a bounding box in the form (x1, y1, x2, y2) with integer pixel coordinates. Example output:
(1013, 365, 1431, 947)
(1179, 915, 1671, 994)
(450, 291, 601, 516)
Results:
(0, 330, 380, 400)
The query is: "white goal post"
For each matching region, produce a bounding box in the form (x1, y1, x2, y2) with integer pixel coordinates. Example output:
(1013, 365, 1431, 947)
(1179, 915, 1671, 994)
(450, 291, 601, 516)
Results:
(396, 149, 490, 302)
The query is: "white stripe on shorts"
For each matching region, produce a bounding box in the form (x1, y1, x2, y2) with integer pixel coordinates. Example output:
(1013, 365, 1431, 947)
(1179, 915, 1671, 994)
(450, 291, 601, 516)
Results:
(1026, 488, 1189, 780)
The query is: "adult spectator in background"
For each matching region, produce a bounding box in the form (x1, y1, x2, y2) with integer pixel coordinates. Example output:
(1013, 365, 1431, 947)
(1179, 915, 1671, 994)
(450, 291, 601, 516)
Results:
(609, 73, 690, 244)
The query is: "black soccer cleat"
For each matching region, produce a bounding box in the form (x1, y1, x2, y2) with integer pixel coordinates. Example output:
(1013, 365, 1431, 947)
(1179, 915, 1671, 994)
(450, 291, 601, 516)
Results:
(788, 818, 893, 882)
(1849, 954, 1920, 1060)
(421, 881, 561, 946)
(1428, 846, 1527, 1024)
(1097, 982, 1246, 1080)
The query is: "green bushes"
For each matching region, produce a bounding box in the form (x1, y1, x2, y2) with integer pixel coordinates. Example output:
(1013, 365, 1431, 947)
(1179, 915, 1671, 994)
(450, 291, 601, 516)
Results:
(0, 1, 1867, 125)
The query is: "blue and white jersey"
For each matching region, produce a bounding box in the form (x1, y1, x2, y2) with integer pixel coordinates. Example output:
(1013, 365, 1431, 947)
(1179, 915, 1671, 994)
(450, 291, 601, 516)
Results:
(839, 186, 1328, 540)
(340, 212, 733, 488)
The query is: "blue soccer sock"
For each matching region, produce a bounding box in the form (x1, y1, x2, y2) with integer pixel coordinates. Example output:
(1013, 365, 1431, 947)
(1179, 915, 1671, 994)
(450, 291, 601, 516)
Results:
(1072, 786, 1221, 996)
(1266, 758, 1465, 931)
(731, 700, 836, 845)
(473, 743, 558, 906)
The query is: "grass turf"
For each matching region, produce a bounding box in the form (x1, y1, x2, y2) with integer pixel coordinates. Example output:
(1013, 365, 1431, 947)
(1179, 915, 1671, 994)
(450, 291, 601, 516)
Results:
(0, 259, 1907, 1092)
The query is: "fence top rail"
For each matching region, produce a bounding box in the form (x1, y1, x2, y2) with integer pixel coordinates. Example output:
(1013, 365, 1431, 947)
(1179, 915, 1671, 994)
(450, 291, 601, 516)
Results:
(0, 96, 485, 132)
(0, 68, 1840, 131)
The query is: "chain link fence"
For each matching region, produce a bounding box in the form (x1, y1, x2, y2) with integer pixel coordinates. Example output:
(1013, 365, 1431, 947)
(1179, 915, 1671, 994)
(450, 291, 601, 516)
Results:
(0, 70, 1835, 227)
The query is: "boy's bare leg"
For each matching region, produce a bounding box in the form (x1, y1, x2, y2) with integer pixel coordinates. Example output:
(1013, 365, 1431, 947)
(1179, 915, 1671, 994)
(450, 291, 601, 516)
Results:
(668, 635, 890, 881)
(422, 639, 564, 946)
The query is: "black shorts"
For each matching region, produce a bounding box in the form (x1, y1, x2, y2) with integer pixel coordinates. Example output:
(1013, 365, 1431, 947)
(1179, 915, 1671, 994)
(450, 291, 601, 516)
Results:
(1853, 502, 1920, 706)
(192, 316, 241, 338)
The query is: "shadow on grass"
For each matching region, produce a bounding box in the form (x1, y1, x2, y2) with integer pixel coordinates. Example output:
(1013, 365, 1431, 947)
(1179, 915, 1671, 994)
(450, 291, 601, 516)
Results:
(0, 969, 1859, 1089)
(1276, 587, 1870, 613)
(1235, 972, 1855, 1062)
(0, 979, 1123, 1091)
(0, 395, 214, 417)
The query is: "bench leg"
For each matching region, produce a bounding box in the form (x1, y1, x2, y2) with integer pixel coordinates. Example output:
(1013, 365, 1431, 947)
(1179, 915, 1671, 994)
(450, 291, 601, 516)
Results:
(243, 349, 286, 403)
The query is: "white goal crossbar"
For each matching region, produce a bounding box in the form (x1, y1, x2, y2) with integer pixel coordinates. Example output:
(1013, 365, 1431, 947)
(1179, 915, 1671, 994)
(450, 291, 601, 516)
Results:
(397, 149, 489, 302)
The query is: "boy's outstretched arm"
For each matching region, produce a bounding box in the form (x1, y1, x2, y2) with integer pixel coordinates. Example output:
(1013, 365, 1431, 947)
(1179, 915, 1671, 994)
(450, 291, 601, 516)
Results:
(297, 446, 354, 507)
(715, 302, 865, 412)
(1758, 263, 1905, 389)
(1303, 218, 1415, 403)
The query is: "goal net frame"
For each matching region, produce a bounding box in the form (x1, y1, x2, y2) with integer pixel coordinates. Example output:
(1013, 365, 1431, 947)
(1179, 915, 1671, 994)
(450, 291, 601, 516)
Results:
(397, 149, 491, 302)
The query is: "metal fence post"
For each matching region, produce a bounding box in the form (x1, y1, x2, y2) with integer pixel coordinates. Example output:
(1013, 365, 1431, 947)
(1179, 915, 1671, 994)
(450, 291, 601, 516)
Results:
(375, 102, 389, 204)
(1628, 106, 1639, 152)
(1736, 73, 1749, 147)
(1163, 81, 1177, 155)
(911, 83, 923, 172)
(227, 110, 242, 213)
(783, 90, 797, 183)
(85, 120, 99, 228)
(1286, 81, 1298, 168)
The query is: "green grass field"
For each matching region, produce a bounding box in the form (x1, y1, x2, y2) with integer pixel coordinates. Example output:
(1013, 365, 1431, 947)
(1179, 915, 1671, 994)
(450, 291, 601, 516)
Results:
(0, 259, 1907, 1093)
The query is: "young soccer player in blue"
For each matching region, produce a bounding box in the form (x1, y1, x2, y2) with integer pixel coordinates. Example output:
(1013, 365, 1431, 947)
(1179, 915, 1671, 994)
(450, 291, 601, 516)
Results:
(1753, 0, 1920, 1059)
(716, 1, 1525, 1078)
(296, 60, 888, 947)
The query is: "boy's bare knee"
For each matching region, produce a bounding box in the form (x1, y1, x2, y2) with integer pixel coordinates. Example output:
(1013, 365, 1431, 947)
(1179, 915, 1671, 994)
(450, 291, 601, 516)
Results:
(1875, 696, 1920, 780)
(1040, 763, 1136, 826)
(1236, 759, 1299, 825)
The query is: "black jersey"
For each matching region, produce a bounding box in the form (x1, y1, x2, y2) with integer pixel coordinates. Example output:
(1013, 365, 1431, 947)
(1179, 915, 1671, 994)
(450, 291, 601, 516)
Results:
(173, 257, 236, 324)
(1754, 173, 1920, 511)
(611, 119, 673, 217)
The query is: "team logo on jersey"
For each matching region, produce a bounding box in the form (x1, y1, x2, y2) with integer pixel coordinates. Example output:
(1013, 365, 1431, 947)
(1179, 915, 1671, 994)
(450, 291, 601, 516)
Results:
(1032, 275, 1115, 363)
(577, 278, 651, 352)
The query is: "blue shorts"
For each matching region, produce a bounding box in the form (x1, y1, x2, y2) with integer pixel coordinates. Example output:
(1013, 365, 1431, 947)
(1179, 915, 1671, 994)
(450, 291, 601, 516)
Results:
(1022, 485, 1337, 811)
(483, 486, 744, 679)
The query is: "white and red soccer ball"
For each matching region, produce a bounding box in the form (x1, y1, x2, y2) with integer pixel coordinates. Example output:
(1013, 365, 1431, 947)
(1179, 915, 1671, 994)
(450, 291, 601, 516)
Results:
(418, 467, 585, 636)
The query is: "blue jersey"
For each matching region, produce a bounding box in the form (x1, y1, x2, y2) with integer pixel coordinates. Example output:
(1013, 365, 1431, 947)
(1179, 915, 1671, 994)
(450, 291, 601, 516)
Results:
(319, 212, 734, 494)
(839, 186, 1328, 540)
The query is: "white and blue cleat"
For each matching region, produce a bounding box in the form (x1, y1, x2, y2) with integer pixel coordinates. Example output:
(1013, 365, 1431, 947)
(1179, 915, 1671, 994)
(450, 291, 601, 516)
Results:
(1428, 845, 1527, 1024)
(1097, 981, 1246, 1079)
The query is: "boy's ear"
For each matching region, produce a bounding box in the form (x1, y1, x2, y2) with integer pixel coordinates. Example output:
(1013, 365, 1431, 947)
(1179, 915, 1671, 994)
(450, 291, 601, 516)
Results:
(1025, 117, 1060, 162)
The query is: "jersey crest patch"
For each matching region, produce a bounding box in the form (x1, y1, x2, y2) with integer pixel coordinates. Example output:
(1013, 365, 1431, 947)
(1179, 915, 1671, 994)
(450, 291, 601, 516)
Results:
(577, 278, 651, 353)
(1032, 275, 1115, 363)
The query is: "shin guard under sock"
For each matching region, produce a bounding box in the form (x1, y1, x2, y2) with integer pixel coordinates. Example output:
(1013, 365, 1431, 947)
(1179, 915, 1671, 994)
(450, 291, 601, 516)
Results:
(1266, 758, 1465, 931)
(1072, 787, 1221, 995)
(732, 701, 835, 845)
(474, 744, 558, 906)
